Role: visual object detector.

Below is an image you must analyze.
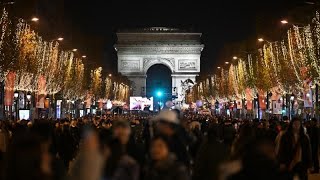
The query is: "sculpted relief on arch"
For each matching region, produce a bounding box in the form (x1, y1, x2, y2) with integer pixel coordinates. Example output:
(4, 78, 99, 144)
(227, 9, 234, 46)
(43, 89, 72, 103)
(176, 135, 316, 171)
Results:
(143, 57, 175, 73)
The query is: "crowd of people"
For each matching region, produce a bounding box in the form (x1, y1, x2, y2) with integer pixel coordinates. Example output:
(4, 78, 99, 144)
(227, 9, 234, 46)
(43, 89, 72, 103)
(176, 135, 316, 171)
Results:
(0, 110, 319, 180)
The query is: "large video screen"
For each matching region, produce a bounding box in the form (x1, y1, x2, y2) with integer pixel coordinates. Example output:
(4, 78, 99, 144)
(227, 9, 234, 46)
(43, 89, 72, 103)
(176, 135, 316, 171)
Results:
(130, 97, 153, 111)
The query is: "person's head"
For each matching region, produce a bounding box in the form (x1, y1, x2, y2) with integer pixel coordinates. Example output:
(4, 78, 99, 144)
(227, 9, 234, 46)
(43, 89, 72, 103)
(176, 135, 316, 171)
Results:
(207, 123, 221, 142)
(150, 135, 170, 161)
(112, 120, 131, 145)
(27, 121, 33, 128)
(55, 122, 60, 128)
(70, 119, 77, 127)
(155, 110, 179, 136)
(288, 117, 303, 134)
(4, 132, 52, 180)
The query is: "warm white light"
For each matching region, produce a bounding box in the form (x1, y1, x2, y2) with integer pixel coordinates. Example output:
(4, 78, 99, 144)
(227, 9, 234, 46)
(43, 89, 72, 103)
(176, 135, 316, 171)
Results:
(108, 74, 112, 77)
(233, 56, 238, 60)
(27, 94, 31, 100)
(225, 61, 229, 65)
(57, 37, 64, 41)
(14, 92, 19, 98)
(281, 20, 288, 24)
(217, 66, 221, 69)
(31, 17, 39, 22)
(72, 49, 77, 52)
(82, 55, 86, 58)
(258, 38, 264, 42)
(290, 96, 294, 101)
(306, 93, 310, 97)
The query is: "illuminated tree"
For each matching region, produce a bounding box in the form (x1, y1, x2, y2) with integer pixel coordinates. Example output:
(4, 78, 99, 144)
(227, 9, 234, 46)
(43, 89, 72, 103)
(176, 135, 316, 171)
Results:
(91, 67, 103, 99)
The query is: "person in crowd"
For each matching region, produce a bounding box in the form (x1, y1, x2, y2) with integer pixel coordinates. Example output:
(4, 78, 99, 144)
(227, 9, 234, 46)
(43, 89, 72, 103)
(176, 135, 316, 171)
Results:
(228, 136, 287, 180)
(143, 135, 190, 180)
(104, 119, 140, 180)
(153, 110, 191, 167)
(58, 120, 75, 169)
(193, 123, 228, 180)
(69, 128, 107, 180)
(221, 119, 236, 153)
(189, 120, 203, 159)
(277, 117, 312, 180)
(0, 121, 9, 157)
(307, 118, 319, 174)
(32, 120, 67, 180)
(70, 119, 80, 155)
(3, 132, 52, 180)
(231, 123, 255, 159)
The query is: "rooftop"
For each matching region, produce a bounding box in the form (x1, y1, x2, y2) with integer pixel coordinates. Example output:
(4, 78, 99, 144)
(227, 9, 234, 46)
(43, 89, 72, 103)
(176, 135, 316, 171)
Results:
(118, 27, 197, 33)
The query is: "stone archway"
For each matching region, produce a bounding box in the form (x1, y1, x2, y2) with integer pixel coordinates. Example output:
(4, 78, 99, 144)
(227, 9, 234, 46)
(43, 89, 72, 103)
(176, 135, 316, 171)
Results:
(115, 27, 204, 105)
(146, 64, 172, 109)
(143, 57, 175, 74)
(146, 64, 172, 98)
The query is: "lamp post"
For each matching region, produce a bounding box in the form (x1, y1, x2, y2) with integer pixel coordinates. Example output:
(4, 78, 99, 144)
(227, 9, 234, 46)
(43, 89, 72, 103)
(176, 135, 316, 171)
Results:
(266, 92, 272, 119)
(14, 91, 19, 120)
(257, 93, 260, 119)
(26, 92, 31, 109)
(290, 93, 295, 120)
(45, 95, 50, 118)
(316, 83, 319, 119)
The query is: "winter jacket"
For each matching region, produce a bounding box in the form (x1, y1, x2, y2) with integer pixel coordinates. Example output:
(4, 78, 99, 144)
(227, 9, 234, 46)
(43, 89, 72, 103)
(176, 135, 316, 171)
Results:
(143, 155, 190, 180)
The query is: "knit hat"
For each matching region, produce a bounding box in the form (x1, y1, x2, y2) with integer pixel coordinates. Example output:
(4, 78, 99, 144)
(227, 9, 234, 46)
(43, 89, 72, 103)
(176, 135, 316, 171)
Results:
(154, 110, 180, 125)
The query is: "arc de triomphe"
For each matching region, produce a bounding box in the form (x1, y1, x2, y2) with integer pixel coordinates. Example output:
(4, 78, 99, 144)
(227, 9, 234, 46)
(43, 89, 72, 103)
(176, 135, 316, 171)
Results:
(115, 27, 204, 104)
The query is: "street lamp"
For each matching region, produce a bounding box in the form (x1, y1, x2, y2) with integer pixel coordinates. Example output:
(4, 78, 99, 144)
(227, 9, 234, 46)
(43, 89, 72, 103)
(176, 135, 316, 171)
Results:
(57, 37, 64, 41)
(26, 92, 32, 100)
(26, 92, 32, 109)
(14, 91, 19, 99)
(281, 19, 288, 24)
(108, 74, 112, 77)
(258, 38, 264, 42)
(290, 93, 295, 101)
(233, 56, 238, 60)
(290, 93, 295, 120)
(225, 61, 229, 65)
(72, 49, 77, 52)
(31, 17, 39, 22)
(82, 55, 86, 58)
(14, 91, 19, 120)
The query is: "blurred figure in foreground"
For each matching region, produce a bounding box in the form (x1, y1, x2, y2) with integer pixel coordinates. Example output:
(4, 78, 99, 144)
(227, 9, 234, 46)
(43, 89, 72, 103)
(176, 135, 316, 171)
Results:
(277, 117, 312, 180)
(143, 135, 190, 180)
(154, 110, 190, 167)
(69, 128, 106, 180)
(228, 136, 286, 180)
(307, 118, 319, 174)
(104, 119, 140, 180)
(3, 132, 52, 180)
(193, 123, 228, 180)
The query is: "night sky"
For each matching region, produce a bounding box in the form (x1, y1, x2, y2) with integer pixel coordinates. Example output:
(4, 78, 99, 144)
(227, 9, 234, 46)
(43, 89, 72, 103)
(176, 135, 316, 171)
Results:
(12, 0, 314, 75)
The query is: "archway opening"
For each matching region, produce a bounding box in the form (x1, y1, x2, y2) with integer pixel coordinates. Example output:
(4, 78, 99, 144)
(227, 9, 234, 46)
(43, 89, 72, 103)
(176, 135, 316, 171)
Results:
(146, 64, 172, 110)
